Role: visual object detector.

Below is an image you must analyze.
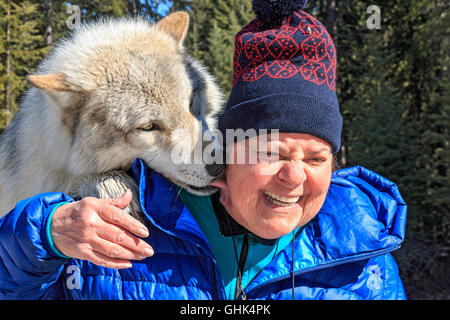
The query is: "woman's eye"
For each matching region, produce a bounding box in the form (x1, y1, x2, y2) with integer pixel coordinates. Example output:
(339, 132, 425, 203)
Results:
(308, 158, 326, 164)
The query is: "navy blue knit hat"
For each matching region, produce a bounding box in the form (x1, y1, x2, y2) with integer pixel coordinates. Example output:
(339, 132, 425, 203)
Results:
(218, 0, 342, 153)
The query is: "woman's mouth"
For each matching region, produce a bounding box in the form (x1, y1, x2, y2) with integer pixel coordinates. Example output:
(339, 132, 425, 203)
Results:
(264, 191, 301, 207)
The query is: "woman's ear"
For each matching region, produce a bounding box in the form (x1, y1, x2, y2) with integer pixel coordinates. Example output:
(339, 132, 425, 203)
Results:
(209, 176, 231, 207)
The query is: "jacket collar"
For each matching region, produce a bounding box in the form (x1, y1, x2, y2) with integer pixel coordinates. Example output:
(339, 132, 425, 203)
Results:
(130, 158, 212, 253)
(210, 191, 277, 245)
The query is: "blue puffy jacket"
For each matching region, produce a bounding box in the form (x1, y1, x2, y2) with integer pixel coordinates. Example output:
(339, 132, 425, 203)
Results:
(0, 159, 407, 299)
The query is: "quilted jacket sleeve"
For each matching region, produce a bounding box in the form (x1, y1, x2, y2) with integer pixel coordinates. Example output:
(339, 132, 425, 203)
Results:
(348, 253, 407, 300)
(381, 253, 407, 299)
(0, 192, 74, 299)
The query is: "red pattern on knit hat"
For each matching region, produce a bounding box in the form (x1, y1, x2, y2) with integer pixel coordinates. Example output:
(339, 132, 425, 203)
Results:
(232, 10, 336, 91)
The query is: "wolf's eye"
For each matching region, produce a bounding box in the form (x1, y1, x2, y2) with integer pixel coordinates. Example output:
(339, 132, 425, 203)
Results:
(189, 88, 200, 115)
(138, 122, 160, 132)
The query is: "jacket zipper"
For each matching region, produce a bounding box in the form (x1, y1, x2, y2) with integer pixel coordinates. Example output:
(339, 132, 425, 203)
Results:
(244, 244, 402, 298)
(234, 234, 250, 300)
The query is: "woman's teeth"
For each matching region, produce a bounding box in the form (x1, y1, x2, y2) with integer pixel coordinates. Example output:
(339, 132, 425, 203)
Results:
(264, 191, 300, 207)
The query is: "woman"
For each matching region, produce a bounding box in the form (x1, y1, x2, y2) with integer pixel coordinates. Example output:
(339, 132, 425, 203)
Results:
(0, 1, 407, 300)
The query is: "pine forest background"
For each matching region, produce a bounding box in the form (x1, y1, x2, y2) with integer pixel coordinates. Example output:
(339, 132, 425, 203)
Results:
(0, 0, 448, 299)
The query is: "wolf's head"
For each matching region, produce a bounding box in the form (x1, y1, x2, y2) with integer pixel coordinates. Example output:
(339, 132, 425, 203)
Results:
(28, 12, 224, 195)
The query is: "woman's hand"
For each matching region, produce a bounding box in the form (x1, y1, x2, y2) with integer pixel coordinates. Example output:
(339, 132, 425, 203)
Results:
(51, 190, 154, 269)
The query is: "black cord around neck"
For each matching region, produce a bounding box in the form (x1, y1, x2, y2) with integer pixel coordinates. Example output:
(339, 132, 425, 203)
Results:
(292, 229, 295, 300)
(223, 211, 247, 300)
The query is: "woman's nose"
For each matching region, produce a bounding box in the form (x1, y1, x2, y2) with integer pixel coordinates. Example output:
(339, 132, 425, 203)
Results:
(277, 160, 307, 187)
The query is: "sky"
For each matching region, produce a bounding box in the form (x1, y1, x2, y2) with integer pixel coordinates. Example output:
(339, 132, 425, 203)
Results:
(65, 1, 173, 17)
(155, 1, 171, 16)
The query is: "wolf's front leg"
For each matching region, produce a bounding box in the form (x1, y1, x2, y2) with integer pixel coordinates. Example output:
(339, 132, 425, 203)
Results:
(73, 171, 144, 223)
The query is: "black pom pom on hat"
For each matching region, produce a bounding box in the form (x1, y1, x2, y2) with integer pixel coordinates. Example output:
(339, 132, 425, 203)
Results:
(252, 0, 309, 27)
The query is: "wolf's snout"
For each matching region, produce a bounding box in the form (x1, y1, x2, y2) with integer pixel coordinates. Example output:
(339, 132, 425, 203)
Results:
(205, 163, 224, 177)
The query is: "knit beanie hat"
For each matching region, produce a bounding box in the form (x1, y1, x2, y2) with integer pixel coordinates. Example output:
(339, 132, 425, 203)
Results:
(218, 0, 343, 153)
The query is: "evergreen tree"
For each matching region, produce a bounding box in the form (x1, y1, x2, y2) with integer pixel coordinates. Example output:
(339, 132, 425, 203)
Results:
(398, 0, 449, 298)
(184, 0, 216, 67)
(75, 0, 129, 19)
(0, 1, 44, 129)
(186, 0, 253, 95)
(170, 0, 191, 12)
(332, 0, 449, 298)
(40, 0, 74, 46)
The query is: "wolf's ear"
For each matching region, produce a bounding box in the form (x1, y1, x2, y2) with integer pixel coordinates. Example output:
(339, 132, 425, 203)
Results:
(27, 73, 77, 92)
(156, 11, 189, 45)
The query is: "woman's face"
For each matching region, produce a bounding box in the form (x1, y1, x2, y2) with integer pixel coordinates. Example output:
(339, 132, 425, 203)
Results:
(210, 133, 333, 239)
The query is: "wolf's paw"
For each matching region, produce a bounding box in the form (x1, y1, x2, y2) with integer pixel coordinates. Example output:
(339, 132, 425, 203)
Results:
(73, 171, 145, 223)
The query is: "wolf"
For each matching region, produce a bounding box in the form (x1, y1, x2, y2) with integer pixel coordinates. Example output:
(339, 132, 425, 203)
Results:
(0, 12, 224, 220)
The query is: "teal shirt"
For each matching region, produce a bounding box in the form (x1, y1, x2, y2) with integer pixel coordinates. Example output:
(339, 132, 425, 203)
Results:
(178, 189, 299, 300)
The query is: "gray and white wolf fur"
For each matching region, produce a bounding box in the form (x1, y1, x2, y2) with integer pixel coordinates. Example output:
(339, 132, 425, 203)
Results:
(0, 12, 224, 220)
